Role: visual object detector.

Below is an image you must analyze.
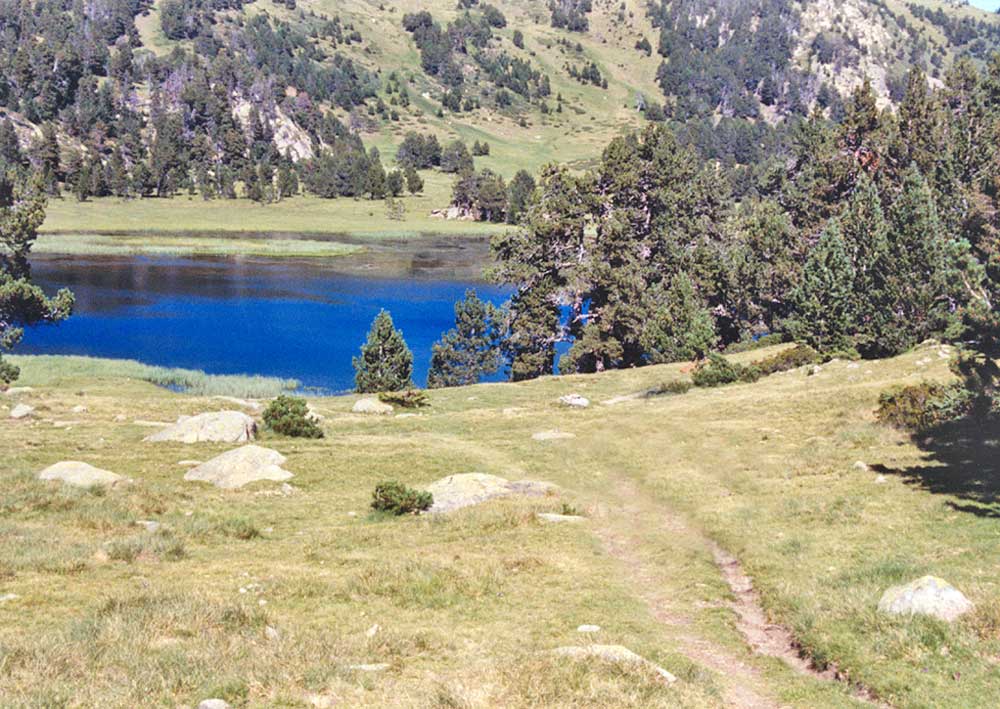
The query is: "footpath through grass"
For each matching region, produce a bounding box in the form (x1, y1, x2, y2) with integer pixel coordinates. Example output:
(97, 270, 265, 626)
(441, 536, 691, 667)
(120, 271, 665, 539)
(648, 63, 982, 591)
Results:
(1, 344, 997, 707)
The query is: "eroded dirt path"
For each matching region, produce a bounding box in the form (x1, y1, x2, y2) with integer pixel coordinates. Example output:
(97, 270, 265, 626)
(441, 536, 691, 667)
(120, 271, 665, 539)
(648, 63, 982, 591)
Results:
(592, 478, 782, 709)
(592, 476, 883, 708)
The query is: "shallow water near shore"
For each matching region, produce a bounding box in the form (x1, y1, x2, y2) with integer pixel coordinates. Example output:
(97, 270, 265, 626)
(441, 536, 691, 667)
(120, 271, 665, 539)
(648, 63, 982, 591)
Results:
(22, 238, 509, 393)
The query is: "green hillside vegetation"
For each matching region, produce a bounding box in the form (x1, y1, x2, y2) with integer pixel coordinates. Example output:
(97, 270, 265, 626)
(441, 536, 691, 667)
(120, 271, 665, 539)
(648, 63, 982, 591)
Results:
(2, 344, 998, 706)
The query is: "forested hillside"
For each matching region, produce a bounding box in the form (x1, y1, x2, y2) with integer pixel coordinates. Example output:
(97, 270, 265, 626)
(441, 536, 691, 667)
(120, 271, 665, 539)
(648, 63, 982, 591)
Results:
(1, 0, 999, 206)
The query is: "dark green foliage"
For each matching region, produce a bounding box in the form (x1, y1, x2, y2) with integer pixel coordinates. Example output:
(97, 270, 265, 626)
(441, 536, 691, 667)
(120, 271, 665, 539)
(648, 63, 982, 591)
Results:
(404, 166, 424, 194)
(724, 333, 786, 354)
(639, 273, 718, 364)
(428, 290, 502, 388)
(452, 169, 507, 222)
(876, 382, 970, 432)
(396, 133, 442, 169)
(691, 354, 759, 388)
(0, 168, 74, 386)
(441, 141, 474, 174)
(262, 395, 323, 439)
(371, 481, 433, 515)
(505, 170, 536, 225)
(752, 345, 821, 376)
(378, 389, 429, 408)
(644, 379, 693, 397)
(353, 310, 414, 393)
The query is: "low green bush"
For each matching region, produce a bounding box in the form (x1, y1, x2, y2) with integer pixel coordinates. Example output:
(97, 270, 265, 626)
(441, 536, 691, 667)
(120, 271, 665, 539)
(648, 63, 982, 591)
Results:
(692, 354, 759, 388)
(724, 333, 785, 354)
(371, 481, 433, 515)
(876, 382, 970, 431)
(379, 389, 429, 408)
(753, 344, 822, 375)
(644, 379, 693, 397)
(262, 395, 323, 438)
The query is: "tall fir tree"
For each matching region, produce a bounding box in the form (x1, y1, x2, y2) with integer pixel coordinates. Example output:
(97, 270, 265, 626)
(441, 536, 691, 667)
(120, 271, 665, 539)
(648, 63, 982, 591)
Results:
(785, 220, 856, 353)
(427, 290, 503, 388)
(353, 310, 414, 393)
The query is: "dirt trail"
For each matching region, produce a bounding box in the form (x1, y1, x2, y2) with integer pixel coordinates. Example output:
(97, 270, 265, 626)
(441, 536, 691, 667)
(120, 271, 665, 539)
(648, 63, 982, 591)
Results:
(593, 477, 883, 708)
(593, 479, 781, 709)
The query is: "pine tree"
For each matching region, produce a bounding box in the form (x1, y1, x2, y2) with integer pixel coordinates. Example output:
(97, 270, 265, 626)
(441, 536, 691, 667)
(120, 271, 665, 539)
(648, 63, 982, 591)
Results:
(404, 166, 423, 194)
(0, 167, 74, 385)
(886, 167, 953, 347)
(640, 272, 718, 363)
(353, 310, 414, 393)
(427, 290, 502, 388)
(840, 174, 899, 356)
(785, 220, 856, 353)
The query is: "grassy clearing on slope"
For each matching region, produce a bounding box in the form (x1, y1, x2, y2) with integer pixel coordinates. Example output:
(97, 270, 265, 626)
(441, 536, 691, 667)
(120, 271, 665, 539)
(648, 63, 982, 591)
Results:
(7, 355, 298, 398)
(1, 344, 997, 706)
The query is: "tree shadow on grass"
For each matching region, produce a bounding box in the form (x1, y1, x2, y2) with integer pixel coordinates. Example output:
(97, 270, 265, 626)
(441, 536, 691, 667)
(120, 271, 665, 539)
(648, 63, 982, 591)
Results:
(874, 415, 1000, 518)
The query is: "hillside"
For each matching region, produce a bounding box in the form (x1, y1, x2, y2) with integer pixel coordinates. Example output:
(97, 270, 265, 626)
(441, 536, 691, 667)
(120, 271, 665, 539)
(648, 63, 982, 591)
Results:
(2, 343, 998, 706)
(2, 0, 1000, 229)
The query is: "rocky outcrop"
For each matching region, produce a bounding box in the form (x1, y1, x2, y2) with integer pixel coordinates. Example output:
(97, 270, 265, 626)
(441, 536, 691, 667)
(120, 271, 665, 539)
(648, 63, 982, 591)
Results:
(352, 398, 393, 415)
(184, 445, 293, 489)
(425, 473, 555, 513)
(39, 461, 127, 487)
(145, 411, 257, 444)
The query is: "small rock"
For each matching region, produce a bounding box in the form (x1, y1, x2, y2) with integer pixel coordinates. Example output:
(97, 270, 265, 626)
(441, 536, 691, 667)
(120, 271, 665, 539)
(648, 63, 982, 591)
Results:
(878, 576, 973, 622)
(71, 405, 88, 414)
(38, 461, 127, 487)
(853, 461, 869, 472)
(552, 645, 677, 683)
(0, 593, 19, 603)
(265, 625, 281, 641)
(846, 363, 860, 370)
(197, 700, 232, 709)
(135, 520, 161, 533)
(558, 394, 590, 409)
(349, 663, 390, 672)
(875, 474, 888, 484)
(808, 365, 822, 376)
(304, 693, 338, 709)
(532, 430, 576, 441)
(577, 624, 601, 633)
(146, 411, 257, 444)
(365, 623, 380, 638)
(537, 513, 585, 523)
(184, 445, 294, 490)
(9, 403, 34, 419)
(113, 414, 127, 422)
(93, 549, 110, 563)
(212, 395, 263, 412)
(3, 386, 33, 396)
(352, 398, 393, 415)
(424, 473, 556, 513)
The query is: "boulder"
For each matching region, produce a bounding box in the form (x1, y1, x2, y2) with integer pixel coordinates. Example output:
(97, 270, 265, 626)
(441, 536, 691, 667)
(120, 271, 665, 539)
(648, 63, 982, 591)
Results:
(552, 645, 677, 683)
(352, 398, 393, 415)
(877, 575, 973, 622)
(38, 461, 127, 487)
(184, 445, 293, 490)
(9, 403, 34, 419)
(425, 473, 555, 514)
(559, 394, 590, 409)
(532, 430, 576, 442)
(145, 411, 257, 444)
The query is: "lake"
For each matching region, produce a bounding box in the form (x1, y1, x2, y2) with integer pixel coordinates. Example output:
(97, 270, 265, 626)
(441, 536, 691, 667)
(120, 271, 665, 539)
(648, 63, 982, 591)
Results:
(21, 236, 511, 393)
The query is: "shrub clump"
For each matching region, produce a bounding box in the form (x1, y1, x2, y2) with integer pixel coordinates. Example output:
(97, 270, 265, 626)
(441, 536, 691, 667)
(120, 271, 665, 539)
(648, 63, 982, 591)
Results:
(379, 389, 430, 409)
(644, 379, 693, 397)
(262, 395, 323, 438)
(692, 354, 760, 388)
(753, 344, 822, 376)
(371, 481, 433, 515)
(876, 382, 970, 431)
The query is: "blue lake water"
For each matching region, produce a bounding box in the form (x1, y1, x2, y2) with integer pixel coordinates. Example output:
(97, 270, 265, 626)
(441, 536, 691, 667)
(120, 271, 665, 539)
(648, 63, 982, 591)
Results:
(22, 244, 512, 393)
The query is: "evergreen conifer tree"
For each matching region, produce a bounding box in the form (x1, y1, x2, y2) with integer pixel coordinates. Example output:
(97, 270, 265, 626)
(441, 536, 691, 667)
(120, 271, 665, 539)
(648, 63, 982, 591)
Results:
(427, 290, 502, 388)
(353, 310, 414, 393)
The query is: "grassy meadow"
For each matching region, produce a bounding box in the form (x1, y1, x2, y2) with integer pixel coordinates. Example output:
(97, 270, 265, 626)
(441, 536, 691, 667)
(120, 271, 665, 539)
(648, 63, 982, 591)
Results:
(2, 344, 997, 707)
